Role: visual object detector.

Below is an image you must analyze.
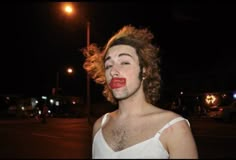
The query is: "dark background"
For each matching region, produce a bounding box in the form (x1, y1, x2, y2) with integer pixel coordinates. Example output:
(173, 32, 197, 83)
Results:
(0, 1, 235, 102)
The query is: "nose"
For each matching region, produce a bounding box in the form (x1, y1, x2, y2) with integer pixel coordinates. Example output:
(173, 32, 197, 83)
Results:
(110, 66, 119, 77)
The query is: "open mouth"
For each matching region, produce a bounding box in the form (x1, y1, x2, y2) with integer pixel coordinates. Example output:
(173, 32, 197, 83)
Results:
(109, 78, 126, 89)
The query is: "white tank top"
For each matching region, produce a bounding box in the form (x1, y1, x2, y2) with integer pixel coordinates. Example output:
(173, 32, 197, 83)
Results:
(92, 113, 190, 159)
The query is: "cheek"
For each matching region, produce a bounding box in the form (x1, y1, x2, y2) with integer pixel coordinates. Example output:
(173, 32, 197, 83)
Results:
(105, 71, 111, 82)
(126, 68, 141, 81)
(129, 66, 141, 76)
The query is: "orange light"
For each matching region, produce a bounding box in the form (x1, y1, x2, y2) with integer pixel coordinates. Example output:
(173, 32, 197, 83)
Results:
(65, 5, 73, 13)
(206, 94, 216, 104)
(67, 68, 73, 74)
(62, 3, 74, 16)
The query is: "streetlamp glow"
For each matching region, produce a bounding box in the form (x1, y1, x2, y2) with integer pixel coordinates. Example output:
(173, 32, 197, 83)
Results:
(62, 3, 74, 16)
(64, 5, 73, 14)
(55, 67, 74, 95)
(61, 3, 91, 122)
(67, 67, 73, 74)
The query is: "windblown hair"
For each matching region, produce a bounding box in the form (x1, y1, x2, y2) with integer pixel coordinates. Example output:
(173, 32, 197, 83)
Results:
(83, 25, 161, 105)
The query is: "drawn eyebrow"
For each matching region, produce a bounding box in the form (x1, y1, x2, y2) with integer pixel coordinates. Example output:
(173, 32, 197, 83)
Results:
(118, 53, 133, 58)
(104, 53, 133, 64)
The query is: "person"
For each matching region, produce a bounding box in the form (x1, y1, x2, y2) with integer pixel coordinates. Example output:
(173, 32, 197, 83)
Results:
(83, 25, 198, 159)
(41, 103, 48, 124)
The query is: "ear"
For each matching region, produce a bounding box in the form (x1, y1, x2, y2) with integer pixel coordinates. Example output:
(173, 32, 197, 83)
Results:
(142, 67, 147, 78)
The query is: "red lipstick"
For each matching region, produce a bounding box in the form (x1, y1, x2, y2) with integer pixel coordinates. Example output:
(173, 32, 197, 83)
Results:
(109, 78, 126, 89)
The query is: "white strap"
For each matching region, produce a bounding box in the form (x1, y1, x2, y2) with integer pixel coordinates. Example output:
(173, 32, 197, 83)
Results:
(101, 113, 110, 127)
(155, 117, 190, 138)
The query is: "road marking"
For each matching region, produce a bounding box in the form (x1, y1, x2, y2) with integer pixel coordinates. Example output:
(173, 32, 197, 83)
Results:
(32, 133, 62, 139)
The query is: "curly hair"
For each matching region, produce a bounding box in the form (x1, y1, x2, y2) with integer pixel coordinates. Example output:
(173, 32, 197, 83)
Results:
(83, 25, 161, 105)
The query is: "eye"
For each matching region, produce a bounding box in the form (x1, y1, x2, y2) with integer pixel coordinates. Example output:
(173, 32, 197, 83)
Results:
(105, 64, 112, 70)
(121, 61, 130, 65)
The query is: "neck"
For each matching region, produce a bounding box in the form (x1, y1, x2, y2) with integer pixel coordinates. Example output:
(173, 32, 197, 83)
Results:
(117, 88, 149, 117)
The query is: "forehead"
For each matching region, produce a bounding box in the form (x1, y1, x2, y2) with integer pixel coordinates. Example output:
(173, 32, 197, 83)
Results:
(105, 44, 138, 60)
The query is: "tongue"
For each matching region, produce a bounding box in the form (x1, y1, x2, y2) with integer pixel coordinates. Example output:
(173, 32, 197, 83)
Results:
(109, 78, 126, 89)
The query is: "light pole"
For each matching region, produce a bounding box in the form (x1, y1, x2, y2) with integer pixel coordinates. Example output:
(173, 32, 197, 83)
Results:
(62, 3, 91, 122)
(55, 67, 74, 96)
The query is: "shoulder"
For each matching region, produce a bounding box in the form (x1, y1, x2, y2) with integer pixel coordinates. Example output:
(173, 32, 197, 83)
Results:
(158, 111, 198, 158)
(157, 108, 190, 133)
(92, 117, 101, 138)
(151, 105, 184, 123)
(150, 106, 191, 134)
(145, 105, 188, 131)
(92, 112, 111, 138)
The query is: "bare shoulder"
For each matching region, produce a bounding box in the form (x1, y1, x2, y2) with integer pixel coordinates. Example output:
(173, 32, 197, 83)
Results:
(156, 108, 198, 158)
(150, 106, 193, 137)
(159, 108, 190, 131)
(92, 115, 104, 138)
(152, 106, 184, 123)
(92, 112, 112, 138)
(143, 105, 198, 158)
(167, 120, 198, 158)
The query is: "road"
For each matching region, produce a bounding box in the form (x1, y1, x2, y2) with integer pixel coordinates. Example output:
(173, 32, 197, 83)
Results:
(0, 116, 236, 159)
(0, 117, 93, 159)
(190, 117, 236, 158)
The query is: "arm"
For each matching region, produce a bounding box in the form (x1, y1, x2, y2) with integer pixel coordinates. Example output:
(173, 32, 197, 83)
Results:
(166, 120, 198, 159)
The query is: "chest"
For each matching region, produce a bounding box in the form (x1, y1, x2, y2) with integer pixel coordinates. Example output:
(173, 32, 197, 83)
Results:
(102, 121, 157, 152)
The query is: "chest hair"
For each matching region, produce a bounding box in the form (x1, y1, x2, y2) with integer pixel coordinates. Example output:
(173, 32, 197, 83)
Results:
(111, 127, 128, 151)
(105, 123, 149, 151)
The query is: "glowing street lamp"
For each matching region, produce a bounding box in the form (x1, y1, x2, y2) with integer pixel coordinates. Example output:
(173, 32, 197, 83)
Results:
(64, 5, 73, 14)
(67, 67, 73, 74)
(55, 67, 74, 95)
(61, 3, 91, 122)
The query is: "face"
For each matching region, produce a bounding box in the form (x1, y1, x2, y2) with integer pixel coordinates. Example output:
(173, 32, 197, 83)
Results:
(104, 44, 143, 100)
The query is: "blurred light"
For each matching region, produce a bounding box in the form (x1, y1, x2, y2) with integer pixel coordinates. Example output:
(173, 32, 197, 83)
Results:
(72, 101, 76, 104)
(55, 101, 60, 106)
(62, 3, 74, 16)
(21, 106, 25, 110)
(233, 93, 236, 99)
(38, 110, 41, 115)
(31, 98, 38, 108)
(205, 94, 216, 104)
(42, 96, 47, 100)
(65, 5, 72, 13)
(50, 99, 54, 104)
(222, 94, 227, 98)
(67, 67, 73, 74)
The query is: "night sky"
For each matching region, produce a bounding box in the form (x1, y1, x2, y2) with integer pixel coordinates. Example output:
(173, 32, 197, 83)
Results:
(0, 2, 236, 101)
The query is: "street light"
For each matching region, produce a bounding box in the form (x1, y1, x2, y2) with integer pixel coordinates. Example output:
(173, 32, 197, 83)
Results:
(55, 67, 74, 96)
(62, 3, 91, 122)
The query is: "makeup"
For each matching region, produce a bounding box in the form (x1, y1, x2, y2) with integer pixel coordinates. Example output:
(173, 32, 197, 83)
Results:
(109, 78, 126, 89)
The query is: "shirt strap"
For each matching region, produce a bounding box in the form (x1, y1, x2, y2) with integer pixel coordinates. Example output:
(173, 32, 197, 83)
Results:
(155, 117, 190, 139)
(101, 113, 110, 127)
